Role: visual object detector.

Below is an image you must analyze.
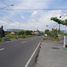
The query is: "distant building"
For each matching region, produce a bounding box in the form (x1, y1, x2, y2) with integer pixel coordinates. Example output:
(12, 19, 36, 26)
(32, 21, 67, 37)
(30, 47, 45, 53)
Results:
(10, 32, 15, 35)
(32, 31, 39, 35)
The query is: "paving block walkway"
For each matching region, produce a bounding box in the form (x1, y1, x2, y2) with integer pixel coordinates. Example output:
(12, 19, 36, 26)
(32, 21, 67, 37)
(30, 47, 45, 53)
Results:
(34, 40, 67, 67)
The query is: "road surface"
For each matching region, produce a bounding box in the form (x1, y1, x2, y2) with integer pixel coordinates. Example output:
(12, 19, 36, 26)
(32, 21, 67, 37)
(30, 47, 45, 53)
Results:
(0, 36, 42, 67)
(34, 39, 67, 67)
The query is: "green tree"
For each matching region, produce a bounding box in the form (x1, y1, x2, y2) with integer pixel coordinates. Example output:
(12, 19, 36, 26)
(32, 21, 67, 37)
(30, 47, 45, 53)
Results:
(64, 19, 67, 26)
(51, 17, 63, 32)
(51, 29, 58, 38)
(17, 31, 24, 35)
(25, 30, 32, 35)
(45, 29, 50, 36)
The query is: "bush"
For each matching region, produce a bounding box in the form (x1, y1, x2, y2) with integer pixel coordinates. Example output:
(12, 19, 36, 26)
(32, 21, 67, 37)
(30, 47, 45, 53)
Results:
(6, 34, 17, 40)
(0, 38, 2, 42)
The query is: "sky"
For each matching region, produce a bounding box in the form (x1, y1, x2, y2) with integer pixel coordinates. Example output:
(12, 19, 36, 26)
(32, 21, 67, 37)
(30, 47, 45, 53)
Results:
(0, 0, 67, 31)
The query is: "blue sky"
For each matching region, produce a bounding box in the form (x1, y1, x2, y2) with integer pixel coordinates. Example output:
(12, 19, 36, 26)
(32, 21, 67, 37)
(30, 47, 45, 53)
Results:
(0, 0, 67, 31)
(49, 0, 67, 9)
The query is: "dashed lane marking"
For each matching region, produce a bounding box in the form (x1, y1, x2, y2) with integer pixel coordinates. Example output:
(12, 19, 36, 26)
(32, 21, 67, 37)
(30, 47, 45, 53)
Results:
(0, 48, 5, 51)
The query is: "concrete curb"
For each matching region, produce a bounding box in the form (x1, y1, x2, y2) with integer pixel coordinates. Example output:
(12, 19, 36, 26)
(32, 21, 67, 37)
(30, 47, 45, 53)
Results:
(25, 42, 41, 67)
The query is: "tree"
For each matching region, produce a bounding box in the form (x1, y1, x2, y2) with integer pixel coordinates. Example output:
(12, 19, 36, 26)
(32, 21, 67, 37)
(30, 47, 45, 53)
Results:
(51, 17, 63, 32)
(51, 29, 58, 38)
(45, 29, 50, 36)
(17, 31, 24, 35)
(0, 26, 5, 38)
(25, 30, 32, 35)
(64, 19, 67, 26)
(51, 17, 67, 26)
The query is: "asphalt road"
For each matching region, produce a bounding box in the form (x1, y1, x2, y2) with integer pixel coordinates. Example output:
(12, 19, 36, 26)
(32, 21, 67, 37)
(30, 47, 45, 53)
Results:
(0, 36, 42, 67)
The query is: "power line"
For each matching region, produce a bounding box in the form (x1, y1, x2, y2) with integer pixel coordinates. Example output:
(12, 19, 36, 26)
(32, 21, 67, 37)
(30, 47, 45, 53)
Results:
(0, 8, 67, 10)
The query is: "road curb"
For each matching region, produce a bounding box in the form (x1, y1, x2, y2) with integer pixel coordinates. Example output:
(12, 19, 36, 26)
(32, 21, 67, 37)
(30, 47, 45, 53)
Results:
(25, 42, 41, 67)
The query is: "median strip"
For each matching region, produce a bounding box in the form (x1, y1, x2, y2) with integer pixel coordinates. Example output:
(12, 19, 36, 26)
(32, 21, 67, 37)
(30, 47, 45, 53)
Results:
(0, 48, 5, 51)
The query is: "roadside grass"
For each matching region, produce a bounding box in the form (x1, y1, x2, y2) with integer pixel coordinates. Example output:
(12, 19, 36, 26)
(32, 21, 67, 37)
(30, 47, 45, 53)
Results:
(0, 33, 33, 44)
(43, 36, 60, 42)
(17, 34, 33, 39)
(64, 48, 67, 50)
(0, 38, 3, 43)
(5, 33, 33, 41)
(64, 33, 67, 36)
(6, 34, 32, 39)
(6, 34, 17, 40)
(0, 37, 6, 43)
(43, 31, 64, 42)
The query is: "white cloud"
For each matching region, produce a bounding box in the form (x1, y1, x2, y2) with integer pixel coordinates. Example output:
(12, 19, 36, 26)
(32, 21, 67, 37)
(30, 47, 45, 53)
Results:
(13, 0, 52, 9)
(0, 0, 67, 31)
(27, 10, 65, 31)
(32, 11, 38, 16)
(1, 10, 67, 31)
(9, 0, 53, 16)
(21, 16, 25, 19)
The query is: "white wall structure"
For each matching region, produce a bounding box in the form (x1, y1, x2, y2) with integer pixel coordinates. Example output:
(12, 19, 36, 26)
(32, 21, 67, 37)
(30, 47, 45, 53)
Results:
(64, 36, 67, 48)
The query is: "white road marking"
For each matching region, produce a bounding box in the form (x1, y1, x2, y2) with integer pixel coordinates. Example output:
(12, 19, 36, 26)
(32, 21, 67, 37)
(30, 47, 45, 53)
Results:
(25, 42, 41, 67)
(0, 48, 5, 51)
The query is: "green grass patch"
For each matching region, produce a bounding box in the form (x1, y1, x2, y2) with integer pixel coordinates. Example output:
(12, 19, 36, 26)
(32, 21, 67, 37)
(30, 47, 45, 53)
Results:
(0, 38, 3, 43)
(64, 48, 67, 50)
(6, 34, 17, 40)
(64, 34, 67, 36)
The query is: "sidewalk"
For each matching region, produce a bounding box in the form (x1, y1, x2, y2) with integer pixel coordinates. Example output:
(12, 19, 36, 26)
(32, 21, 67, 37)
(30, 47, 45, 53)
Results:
(34, 39, 67, 67)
